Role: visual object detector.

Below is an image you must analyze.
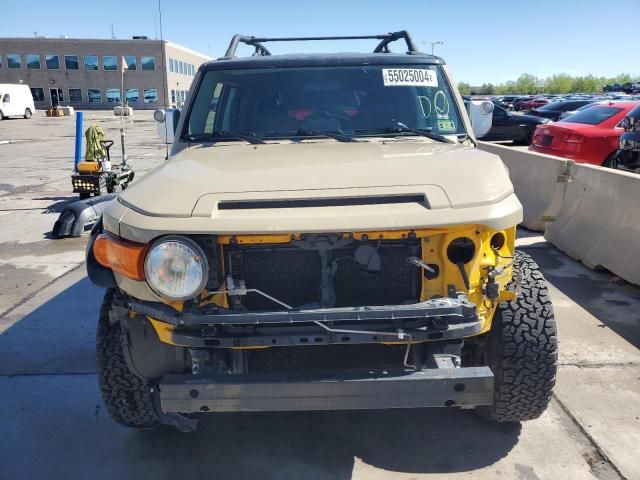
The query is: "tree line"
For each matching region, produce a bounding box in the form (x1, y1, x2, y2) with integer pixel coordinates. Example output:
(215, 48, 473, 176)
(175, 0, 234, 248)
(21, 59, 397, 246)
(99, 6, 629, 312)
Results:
(458, 73, 640, 96)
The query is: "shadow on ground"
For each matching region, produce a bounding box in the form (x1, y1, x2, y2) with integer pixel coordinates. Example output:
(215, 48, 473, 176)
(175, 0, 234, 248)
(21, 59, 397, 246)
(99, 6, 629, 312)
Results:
(0, 274, 522, 479)
(520, 239, 640, 349)
(33, 195, 79, 213)
(126, 409, 520, 479)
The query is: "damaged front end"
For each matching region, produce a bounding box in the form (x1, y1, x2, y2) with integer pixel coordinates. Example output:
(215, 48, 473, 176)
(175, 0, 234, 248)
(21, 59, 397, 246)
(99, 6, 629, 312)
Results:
(96, 226, 515, 416)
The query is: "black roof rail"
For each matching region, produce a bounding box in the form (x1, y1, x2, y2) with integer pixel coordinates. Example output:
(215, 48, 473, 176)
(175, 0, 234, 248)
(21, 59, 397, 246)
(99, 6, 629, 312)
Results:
(221, 30, 421, 59)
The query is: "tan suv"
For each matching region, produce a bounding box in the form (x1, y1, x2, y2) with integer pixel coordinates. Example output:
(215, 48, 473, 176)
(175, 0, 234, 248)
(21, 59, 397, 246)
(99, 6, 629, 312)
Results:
(86, 32, 557, 432)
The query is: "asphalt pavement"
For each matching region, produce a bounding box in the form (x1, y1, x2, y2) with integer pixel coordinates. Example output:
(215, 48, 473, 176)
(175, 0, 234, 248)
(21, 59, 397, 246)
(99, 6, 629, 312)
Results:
(0, 112, 638, 480)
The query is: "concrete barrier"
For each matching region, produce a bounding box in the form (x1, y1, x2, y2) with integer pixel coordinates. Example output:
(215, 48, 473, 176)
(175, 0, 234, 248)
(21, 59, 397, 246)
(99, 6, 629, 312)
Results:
(478, 142, 573, 231)
(545, 163, 640, 285)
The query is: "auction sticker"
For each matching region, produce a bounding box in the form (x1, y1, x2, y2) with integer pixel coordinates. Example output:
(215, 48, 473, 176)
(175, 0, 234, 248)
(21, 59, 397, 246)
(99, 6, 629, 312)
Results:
(438, 120, 456, 132)
(382, 68, 438, 87)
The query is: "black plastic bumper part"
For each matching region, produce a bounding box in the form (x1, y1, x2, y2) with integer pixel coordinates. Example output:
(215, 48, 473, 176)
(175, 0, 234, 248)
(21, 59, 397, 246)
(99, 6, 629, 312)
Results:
(131, 296, 477, 326)
(130, 295, 481, 347)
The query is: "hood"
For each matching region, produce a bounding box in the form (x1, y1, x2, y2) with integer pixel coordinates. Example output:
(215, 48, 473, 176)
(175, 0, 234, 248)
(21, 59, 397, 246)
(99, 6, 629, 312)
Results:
(119, 140, 514, 217)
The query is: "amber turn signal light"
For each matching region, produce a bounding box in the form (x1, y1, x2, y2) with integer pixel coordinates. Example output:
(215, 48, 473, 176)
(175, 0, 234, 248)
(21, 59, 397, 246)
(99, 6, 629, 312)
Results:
(93, 233, 148, 281)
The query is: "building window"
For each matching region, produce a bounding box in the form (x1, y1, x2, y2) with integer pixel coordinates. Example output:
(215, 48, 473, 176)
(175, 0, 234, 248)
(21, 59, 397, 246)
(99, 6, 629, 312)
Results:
(0, 56, 3, 68)
(169, 58, 174, 73)
(143, 88, 158, 103)
(170, 89, 176, 103)
(103, 56, 117, 71)
(106, 88, 121, 102)
(68, 88, 82, 102)
(64, 55, 79, 70)
(87, 89, 102, 103)
(141, 56, 155, 71)
(30, 88, 45, 102)
(84, 56, 98, 71)
(124, 56, 136, 70)
(26, 55, 41, 69)
(45, 55, 60, 70)
(125, 88, 139, 103)
(179, 61, 184, 74)
(7, 54, 21, 68)
(49, 88, 64, 104)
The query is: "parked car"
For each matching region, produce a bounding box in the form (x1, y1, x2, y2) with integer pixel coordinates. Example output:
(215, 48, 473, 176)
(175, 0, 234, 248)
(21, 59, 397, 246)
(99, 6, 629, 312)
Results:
(529, 101, 640, 165)
(513, 96, 534, 111)
(0, 83, 35, 120)
(484, 103, 550, 143)
(521, 98, 551, 111)
(611, 102, 640, 171)
(530, 100, 595, 121)
(558, 102, 598, 120)
(495, 95, 518, 110)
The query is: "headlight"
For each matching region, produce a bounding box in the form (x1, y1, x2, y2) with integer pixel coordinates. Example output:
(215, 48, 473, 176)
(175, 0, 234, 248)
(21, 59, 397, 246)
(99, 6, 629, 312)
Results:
(144, 236, 208, 301)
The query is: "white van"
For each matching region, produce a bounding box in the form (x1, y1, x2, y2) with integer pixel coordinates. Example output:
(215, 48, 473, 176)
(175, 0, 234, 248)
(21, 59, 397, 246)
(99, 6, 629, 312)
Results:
(0, 84, 35, 120)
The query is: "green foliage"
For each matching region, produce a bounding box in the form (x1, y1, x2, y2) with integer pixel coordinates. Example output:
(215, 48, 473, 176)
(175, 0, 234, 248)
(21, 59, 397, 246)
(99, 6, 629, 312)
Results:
(464, 73, 640, 95)
(458, 81, 471, 96)
(515, 74, 539, 94)
(476, 83, 496, 95)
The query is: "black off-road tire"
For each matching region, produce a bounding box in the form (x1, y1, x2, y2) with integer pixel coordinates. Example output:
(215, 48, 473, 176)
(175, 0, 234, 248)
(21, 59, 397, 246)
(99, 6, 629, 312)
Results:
(96, 289, 161, 429)
(482, 250, 558, 422)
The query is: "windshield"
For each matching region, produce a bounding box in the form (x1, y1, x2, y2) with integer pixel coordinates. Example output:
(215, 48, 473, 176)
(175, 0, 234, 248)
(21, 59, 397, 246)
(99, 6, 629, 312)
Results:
(561, 106, 623, 125)
(539, 101, 589, 112)
(184, 65, 466, 141)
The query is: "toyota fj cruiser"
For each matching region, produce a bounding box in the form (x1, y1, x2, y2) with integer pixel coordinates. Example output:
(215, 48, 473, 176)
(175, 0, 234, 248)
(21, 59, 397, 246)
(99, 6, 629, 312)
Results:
(87, 32, 557, 432)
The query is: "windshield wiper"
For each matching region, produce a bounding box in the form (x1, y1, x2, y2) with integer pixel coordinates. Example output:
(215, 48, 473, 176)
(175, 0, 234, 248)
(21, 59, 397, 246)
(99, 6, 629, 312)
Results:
(296, 129, 358, 143)
(185, 131, 265, 145)
(389, 123, 456, 144)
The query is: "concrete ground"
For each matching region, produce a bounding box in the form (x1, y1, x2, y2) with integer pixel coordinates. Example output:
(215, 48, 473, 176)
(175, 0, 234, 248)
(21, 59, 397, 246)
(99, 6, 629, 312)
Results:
(0, 113, 638, 480)
(0, 110, 165, 317)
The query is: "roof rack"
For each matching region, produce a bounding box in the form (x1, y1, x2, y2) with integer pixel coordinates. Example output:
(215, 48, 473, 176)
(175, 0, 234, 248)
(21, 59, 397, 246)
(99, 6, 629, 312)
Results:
(221, 30, 421, 59)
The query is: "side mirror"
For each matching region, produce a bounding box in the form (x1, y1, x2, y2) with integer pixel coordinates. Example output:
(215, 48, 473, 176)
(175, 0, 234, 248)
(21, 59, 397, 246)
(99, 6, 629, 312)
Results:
(154, 108, 180, 144)
(466, 100, 494, 138)
(2, 94, 9, 103)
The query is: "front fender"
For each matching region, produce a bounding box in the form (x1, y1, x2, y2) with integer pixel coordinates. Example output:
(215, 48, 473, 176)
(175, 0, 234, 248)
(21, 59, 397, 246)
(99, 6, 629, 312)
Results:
(86, 216, 116, 288)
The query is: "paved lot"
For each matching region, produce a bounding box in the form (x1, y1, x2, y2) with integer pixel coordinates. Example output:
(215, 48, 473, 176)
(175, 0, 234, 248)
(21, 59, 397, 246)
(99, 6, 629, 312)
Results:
(0, 113, 638, 480)
(0, 110, 165, 316)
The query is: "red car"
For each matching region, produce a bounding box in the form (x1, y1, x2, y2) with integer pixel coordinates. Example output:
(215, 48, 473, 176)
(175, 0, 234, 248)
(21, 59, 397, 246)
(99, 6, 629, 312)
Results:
(521, 98, 551, 111)
(529, 101, 640, 165)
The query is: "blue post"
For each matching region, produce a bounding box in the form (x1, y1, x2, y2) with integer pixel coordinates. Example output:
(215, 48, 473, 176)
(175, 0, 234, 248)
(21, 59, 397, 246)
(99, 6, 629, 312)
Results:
(74, 112, 84, 172)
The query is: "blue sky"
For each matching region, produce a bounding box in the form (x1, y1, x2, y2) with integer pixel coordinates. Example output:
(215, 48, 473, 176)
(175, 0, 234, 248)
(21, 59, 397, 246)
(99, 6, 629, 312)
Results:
(3, 0, 638, 85)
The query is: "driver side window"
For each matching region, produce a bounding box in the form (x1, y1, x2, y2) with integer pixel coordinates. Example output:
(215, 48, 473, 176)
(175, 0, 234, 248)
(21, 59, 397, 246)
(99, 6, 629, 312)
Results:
(204, 83, 224, 133)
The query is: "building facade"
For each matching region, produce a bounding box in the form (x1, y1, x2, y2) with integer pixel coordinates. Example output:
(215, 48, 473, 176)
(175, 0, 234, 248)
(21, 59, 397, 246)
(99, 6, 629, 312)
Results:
(0, 37, 211, 110)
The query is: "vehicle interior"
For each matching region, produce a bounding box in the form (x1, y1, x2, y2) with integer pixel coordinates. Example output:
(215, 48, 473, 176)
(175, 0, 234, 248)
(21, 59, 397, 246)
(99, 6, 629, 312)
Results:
(186, 66, 464, 139)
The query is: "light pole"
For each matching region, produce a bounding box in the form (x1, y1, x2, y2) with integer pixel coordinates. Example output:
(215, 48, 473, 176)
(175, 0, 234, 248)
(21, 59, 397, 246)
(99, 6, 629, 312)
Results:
(430, 41, 444, 55)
